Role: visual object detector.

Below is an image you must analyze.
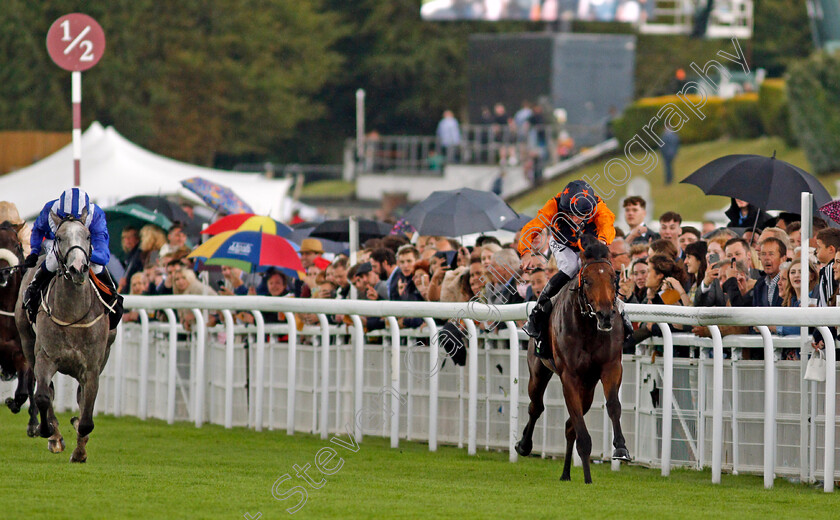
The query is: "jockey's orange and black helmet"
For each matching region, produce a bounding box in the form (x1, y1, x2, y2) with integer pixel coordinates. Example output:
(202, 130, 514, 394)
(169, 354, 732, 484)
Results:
(557, 180, 597, 219)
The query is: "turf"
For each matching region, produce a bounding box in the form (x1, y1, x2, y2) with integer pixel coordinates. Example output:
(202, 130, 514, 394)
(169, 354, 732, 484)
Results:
(1, 412, 838, 519)
(300, 180, 356, 199)
(510, 136, 840, 222)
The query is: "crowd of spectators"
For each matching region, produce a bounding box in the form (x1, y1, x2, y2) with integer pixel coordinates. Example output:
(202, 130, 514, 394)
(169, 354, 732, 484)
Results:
(613, 196, 840, 359)
(115, 194, 840, 360)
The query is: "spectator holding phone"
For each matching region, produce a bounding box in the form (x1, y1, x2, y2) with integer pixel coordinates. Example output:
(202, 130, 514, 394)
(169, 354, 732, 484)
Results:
(693, 244, 727, 307)
(618, 258, 648, 304)
(625, 254, 687, 351)
(217, 265, 252, 296)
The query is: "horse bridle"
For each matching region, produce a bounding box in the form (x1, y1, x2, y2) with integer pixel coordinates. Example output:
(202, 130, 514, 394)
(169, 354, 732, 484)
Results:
(574, 259, 615, 318)
(0, 225, 24, 317)
(52, 217, 92, 279)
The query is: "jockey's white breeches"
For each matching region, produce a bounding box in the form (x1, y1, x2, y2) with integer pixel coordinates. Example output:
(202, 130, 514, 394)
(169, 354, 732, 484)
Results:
(548, 238, 581, 278)
(41, 239, 103, 274)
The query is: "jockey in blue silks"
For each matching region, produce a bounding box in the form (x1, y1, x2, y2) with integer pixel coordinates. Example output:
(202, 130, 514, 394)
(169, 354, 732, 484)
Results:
(23, 188, 120, 327)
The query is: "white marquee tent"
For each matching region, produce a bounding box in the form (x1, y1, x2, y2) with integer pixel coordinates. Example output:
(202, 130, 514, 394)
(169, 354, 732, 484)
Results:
(0, 122, 294, 220)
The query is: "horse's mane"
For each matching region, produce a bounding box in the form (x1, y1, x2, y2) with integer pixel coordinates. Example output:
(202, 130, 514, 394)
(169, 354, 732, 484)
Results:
(580, 234, 610, 261)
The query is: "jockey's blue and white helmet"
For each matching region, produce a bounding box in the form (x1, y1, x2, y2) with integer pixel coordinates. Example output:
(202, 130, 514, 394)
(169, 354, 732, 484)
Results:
(54, 188, 92, 220)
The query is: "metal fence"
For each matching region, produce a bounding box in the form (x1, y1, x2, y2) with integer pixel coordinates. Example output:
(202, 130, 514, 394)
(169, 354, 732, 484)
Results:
(5, 296, 839, 492)
(351, 123, 606, 174)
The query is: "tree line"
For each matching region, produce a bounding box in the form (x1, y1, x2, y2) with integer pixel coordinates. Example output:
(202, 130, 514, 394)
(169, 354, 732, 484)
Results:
(0, 0, 813, 167)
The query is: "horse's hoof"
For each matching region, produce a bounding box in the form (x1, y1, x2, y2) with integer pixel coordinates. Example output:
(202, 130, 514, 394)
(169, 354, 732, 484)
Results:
(611, 448, 631, 462)
(560, 474, 571, 481)
(27, 423, 39, 438)
(48, 437, 65, 454)
(70, 450, 87, 463)
(39, 423, 54, 439)
(515, 440, 532, 457)
(5, 397, 20, 414)
(70, 417, 79, 431)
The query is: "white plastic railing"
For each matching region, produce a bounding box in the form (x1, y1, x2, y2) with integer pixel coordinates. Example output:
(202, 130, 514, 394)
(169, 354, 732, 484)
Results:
(117, 295, 840, 491)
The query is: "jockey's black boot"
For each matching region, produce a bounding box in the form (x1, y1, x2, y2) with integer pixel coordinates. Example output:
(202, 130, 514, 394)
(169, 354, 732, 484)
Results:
(24, 263, 54, 323)
(620, 306, 633, 342)
(94, 269, 124, 330)
(523, 271, 571, 359)
(617, 300, 636, 352)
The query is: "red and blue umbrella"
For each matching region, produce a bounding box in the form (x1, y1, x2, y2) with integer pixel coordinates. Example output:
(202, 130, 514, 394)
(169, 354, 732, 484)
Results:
(188, 230, 302, 273)
(201, 213, 292, 237)
(181, 177, 254, 215)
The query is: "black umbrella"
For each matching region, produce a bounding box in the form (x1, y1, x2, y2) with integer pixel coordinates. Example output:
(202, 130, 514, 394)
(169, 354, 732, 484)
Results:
(309, 219, 392, 243)
(288, 221, 348, 254)
(502, 213, 533, 232)
(119, 195, 191, 223)
(681, 152, 832, 213)
(404, 188, 518, 236)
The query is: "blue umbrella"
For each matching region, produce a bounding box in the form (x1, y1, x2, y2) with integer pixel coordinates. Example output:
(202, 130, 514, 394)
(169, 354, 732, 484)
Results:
(180, 177, 254, 215)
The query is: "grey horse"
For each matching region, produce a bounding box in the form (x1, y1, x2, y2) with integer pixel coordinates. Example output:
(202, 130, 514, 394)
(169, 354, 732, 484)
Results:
(15, 215, 115, 462)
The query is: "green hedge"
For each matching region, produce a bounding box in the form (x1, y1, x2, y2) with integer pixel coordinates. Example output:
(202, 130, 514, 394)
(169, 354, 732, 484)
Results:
(612, 95, 726, 146)
(612, 93, 770, 146)
(758, 79, 796, 146)
(786, 52, 840, 174)
(722, 93, 763, 139)
(614, 85, 798, 147)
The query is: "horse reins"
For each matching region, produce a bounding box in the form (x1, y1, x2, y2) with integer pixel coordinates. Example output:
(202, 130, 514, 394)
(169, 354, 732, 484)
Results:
(40, 276, 111, 328)
(52, 217, 92, 280)
(37, 217, 108, 328)
(575, 259, 615, 318)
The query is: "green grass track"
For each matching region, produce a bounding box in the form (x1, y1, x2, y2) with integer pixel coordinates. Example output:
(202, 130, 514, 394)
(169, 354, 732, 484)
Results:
(1, 412, 837, 519)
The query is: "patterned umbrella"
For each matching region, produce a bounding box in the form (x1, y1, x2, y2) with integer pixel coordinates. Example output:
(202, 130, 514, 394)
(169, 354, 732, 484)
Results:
(201, 213, 292, 237)
(819, 201, 840, 226)
(180, 177, 254, 215)
(188, 230, 302, 273)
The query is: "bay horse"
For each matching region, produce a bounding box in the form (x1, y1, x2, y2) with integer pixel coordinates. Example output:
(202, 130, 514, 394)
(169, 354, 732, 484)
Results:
(516, 235, 630, 483)
(15, 215, 115, 462)
(0, 221, 39, 437)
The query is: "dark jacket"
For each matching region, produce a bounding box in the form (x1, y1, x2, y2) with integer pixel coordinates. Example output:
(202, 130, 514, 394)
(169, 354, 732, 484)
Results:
(694, 279, 727, 307)
(752, 273, 783, 307)
(487, 277, 525, 306)
(722, 277, 754, 307)
(121, 245, 143, 293)
(725, 199, 771, 230)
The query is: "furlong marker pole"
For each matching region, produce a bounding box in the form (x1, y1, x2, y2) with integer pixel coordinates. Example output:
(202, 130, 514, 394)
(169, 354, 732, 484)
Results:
(72, 71, 82, 186)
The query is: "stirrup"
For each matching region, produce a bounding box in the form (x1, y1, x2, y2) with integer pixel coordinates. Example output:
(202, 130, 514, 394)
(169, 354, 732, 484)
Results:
(534, 334, 552, 359)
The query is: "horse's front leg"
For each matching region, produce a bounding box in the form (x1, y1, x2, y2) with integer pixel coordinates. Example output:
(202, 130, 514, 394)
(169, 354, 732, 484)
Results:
(602, 360, 630, 461)
(33, 351, 56, 439)
(25, 368, 40, 437)
(6, 362, 27, 413)
(34, 352, 64, 452)
(560, 373, 596, 484)
(71, 375, 98, 463)
(516, 341, 553, 457)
